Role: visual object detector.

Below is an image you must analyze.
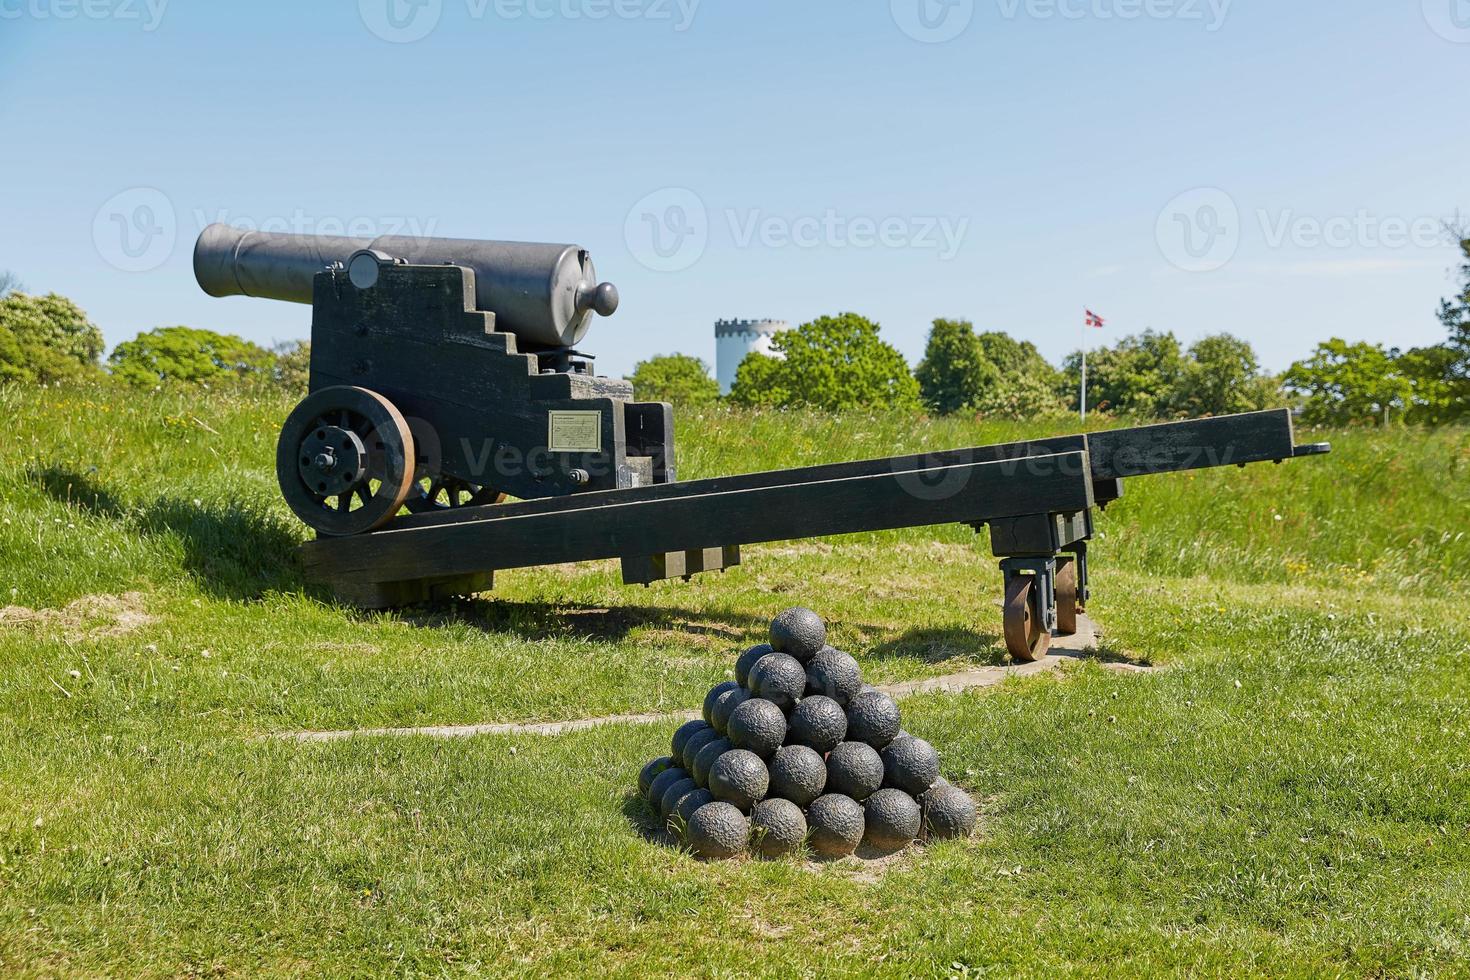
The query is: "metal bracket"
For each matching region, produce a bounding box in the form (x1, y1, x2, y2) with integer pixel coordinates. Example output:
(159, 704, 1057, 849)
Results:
(999, 556, 1057, 634)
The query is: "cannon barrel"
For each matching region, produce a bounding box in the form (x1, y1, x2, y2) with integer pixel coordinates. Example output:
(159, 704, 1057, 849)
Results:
(193, 223, 619, 348)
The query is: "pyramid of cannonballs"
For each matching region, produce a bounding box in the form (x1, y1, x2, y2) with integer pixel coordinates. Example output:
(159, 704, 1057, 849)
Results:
(637, 608, 977, 860)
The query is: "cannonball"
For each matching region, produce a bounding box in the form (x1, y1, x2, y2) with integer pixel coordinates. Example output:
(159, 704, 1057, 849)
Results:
(863, 788, 921, 853)
(727, 698, 787, 758)
(750, 652, 807, 710)
(751, 798, 808, 858)
(807, 793, 865, 857)
(770, 607, 827, 662)
(686, 801, 750, 859)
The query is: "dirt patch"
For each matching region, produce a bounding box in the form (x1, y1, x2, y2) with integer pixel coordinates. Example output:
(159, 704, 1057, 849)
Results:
(0, 592, 155, 641)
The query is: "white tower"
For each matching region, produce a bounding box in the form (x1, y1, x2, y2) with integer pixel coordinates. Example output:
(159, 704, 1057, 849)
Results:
(715, 318, 790, 394)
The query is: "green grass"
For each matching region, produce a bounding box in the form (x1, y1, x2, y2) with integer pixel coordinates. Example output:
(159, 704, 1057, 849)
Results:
(1, 381, 1468, 976)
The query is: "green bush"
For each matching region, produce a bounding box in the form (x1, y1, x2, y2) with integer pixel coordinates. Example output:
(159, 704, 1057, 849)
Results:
(1062, 330, 1186, 417)
(626, 353, 719, 405)
(727, 352, 790, 408)
(108, 326, 277, 387)
(917, 320, 1067, 418)
(0, 292, 105, 384)
(729, 313, 920, 412)
(1172, 333, 1275, 417)
(915, 318, 998, 414)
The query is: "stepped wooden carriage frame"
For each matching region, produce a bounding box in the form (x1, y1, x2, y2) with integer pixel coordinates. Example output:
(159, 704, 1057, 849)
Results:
(194, 225, 1331, 662)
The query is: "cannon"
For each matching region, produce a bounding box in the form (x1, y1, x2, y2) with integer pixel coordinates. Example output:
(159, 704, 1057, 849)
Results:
(196, 222, 1330, 661)
(194, 223, 657, 535)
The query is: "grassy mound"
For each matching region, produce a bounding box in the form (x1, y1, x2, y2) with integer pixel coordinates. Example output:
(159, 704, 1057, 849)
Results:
(0, 380, 1466, 975)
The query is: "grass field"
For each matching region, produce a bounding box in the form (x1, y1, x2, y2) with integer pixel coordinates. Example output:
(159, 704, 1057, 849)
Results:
(1, 381, 1468, 977)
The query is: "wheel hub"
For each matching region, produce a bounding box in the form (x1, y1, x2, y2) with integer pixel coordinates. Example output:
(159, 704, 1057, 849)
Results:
(298, 425, 367, 496)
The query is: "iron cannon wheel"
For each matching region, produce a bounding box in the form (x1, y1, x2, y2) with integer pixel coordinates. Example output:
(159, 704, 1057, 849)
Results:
(277, 386, 416, 537)
(1055, 559, 1079, 636)
(1003, 575, 1052, 663)
(404, 475, 508, 515)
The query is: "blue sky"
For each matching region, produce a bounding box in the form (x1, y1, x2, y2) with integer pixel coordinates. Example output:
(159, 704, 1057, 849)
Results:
(1, 0, 1466, 378)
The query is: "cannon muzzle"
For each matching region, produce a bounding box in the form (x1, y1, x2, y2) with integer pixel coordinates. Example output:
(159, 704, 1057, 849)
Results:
(193, 223, 618, 348)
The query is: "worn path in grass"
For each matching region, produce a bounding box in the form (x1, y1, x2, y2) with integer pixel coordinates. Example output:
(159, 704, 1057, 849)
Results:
(275, 615, 1149, 742)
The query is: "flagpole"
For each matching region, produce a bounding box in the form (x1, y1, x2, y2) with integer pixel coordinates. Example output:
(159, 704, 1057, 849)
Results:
(1080, 310, 1088, 423)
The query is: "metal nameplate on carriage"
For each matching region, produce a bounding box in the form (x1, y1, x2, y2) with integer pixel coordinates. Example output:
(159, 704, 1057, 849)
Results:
(548, 411, 603, 453)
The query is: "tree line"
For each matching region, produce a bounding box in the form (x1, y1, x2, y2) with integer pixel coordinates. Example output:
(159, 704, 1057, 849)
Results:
(3, 230, 1466, 425)
(0, 275, 308, 391)
(631, 233, 1470, 425)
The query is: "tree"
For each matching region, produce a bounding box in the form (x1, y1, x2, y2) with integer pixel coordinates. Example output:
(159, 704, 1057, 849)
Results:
(108, 326, 276, 387)
(0, 270, 21, 297)
(1398, 343, 1458, 425)
(1282, 339, 1413, 426)
(974, 331, 1067, 417)
(1062, 330, 1185, 417)
(626, 353, 720, 406)
(727, 352, 791, 408)
(0, 291, 105, 384)
(273, 340, 311, 393)
(1438, 227, 1470, 415)
(972, 370, 1069, 418)
(1171, 333, 1271, 417)
(729, 312, 919, 412)
(915, 318, 998, 414)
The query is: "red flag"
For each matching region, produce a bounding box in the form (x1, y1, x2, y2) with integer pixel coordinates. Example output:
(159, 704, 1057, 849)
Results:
(1085, 309, 1105, 329)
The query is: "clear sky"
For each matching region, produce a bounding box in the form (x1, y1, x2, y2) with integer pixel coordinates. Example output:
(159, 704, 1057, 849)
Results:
(1, 0, 1466, 379)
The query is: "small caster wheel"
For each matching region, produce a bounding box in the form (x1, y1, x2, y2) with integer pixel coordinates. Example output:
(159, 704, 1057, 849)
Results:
(1004, 575, 1052, 663)
(1055, 559, 1079, 636)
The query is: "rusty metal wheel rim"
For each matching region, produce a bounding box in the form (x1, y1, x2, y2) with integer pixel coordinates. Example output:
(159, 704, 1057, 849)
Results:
(1055, 559, 1078, 636)
(1003, 576, 1052, 663)
(276, 386, 416, 537)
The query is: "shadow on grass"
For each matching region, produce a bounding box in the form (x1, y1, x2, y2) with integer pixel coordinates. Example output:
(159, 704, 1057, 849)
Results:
(621, 790, 677, 848)
(1076, 642, 1154, 668)
(400, 598, 773, 645)
(29, 465, 312, 602)
(869, 625, 1008, 667)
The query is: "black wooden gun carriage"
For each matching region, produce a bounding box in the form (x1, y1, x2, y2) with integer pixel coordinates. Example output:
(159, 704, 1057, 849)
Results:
(195, 224, 1329, 662)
